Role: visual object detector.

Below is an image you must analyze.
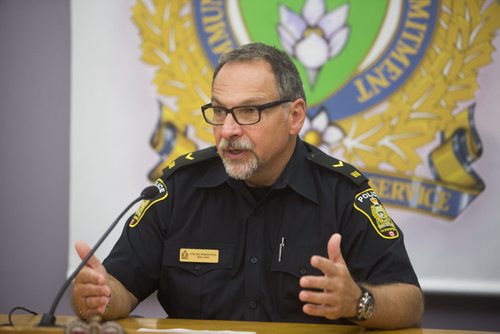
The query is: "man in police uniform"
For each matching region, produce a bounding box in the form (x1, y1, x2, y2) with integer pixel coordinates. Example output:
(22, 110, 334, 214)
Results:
(71, 43, 424, 329)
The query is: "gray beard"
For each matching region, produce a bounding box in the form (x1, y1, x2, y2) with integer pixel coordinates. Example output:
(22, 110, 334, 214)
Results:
(218, 138, 259, 180)
(222, 154, 259, 180)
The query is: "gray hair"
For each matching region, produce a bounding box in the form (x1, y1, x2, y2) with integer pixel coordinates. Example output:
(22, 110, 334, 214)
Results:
(213, 43, 306, 102)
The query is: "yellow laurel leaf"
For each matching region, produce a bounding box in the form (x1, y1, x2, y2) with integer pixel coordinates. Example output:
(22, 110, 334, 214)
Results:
(133, 0, 215, 168)
(337, 0, 499, 175)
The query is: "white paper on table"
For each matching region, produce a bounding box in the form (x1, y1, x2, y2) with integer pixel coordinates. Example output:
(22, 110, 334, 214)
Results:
(137, 328, 256, 334)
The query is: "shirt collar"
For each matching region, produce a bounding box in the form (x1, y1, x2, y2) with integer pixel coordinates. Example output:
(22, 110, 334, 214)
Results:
(194, 139, 319, 204)
(194, 151, 229, 188)
(274, 138, 319, 204)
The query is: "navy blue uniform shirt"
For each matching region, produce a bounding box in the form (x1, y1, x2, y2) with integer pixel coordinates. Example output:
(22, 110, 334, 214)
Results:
(103, 138, 419, 324)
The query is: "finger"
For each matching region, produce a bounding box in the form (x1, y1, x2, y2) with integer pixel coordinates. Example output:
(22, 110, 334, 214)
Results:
(309, 255, 338, 276)
(82, 306, 103, 318)
(302, 303, 340, 320)
(74, 266, 107, 286)
(85, 295, 110, 310)
(75, 240, 104, 271)
(74, 282, 111, 300)
(327, 233, 345, 264)
(96, 300, 110, 315)
(299, 275, 330, 291)
(299, 289, 336, 306)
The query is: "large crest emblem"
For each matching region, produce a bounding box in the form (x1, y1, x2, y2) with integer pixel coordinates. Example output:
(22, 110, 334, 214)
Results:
(132, 0, 500, 219)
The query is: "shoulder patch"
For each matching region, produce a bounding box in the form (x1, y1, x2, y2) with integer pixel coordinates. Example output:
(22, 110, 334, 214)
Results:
(162, 146, 219, 179)
(304, 143, 367, 186)
(129, 178, 168, 228)
(353, 188, 399, 239)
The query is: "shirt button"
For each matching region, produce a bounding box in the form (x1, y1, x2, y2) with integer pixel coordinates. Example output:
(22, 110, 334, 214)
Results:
(194, 264, 202, 271)
(299, 268, 308, 275)
(248, 300, 257, 309)
(250, 257, 258, 264)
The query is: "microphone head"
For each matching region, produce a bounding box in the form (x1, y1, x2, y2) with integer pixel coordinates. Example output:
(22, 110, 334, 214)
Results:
(141, 185, 160, 199)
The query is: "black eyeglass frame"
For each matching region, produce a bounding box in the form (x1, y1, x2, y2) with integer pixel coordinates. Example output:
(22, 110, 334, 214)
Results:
(201, 99, 295, 125)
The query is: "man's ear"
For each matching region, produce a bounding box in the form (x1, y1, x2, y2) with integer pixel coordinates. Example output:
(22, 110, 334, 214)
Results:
(289, 98, 306, 135)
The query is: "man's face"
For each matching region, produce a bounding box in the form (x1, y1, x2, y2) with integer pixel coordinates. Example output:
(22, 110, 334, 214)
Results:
(211, 60, 304, 186)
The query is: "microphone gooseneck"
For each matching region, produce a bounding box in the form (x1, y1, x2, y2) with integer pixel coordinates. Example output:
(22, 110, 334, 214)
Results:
(39, 185, 159, 326)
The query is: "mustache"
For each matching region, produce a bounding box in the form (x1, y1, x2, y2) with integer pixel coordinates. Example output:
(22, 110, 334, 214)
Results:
(219, 138, 255, 151)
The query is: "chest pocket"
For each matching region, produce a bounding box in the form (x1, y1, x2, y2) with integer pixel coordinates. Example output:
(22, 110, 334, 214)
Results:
(159, 241, 235, 318)
(269, 245, 323, 320)
(270, 245, 323, 277)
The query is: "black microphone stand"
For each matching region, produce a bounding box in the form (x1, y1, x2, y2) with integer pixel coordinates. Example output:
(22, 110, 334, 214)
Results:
(39, 186, 158, 327)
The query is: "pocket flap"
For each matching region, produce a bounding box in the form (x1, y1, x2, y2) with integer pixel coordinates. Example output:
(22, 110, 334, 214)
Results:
(270, 246, 322, 278)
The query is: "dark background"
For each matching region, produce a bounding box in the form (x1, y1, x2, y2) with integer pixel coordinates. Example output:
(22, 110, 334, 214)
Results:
(0, 0, 499, 331)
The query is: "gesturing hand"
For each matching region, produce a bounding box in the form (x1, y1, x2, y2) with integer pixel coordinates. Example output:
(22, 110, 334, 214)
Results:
(298, 233, 361, 320)
(71, 240, 111, 319)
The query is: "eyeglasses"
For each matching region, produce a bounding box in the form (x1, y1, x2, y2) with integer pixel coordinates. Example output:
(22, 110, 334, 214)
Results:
(201, 99, 294, 125)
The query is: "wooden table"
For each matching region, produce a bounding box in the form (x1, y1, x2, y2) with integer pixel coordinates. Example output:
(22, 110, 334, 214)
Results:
(0, 314, 496, 334)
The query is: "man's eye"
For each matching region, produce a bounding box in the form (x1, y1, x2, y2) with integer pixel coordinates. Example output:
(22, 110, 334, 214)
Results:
(239, 107, 258, 114)
(213, 108, 226, 115)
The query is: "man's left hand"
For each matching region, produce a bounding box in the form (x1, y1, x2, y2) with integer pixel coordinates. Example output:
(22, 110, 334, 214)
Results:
(298, 233, 361, 320)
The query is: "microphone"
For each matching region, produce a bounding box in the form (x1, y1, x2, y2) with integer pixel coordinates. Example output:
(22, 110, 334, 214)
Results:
(38, 185, 160, 326)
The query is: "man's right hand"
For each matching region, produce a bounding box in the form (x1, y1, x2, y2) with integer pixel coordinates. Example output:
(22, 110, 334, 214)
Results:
(71, 240, 111, 319)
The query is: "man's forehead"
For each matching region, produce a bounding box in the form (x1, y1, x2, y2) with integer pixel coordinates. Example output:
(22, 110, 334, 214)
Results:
(212, 60, 277, 106)
(215, 59, 274, 81)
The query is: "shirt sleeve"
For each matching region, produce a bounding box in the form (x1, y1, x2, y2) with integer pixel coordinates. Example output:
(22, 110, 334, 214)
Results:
(338, 182, 420, 287)
(103, 177, 171, 301)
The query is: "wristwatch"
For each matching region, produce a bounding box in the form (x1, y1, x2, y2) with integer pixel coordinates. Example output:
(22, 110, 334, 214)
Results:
(355, 284, 375, 321)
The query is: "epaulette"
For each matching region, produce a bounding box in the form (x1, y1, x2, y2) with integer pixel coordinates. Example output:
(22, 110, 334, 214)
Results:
(162, 146, 219, 178)
(304, 142, 367, 186)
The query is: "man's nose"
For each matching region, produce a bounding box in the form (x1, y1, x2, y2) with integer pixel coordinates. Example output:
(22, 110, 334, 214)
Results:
(220, 113, 243, 138)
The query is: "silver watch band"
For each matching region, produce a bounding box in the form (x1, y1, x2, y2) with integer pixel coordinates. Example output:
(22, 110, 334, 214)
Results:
(355, 283, 375, 321)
